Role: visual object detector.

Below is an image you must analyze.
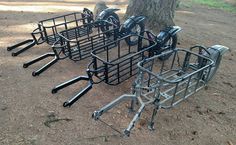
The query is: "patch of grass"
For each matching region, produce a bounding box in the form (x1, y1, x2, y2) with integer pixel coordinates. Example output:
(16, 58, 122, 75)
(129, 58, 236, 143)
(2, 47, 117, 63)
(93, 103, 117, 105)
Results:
(192, 0, 236, 13)
(179, 1, 193, 8)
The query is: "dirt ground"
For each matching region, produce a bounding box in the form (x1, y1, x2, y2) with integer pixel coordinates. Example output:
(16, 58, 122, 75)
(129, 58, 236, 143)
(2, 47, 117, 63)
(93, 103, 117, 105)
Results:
(0, 0, 236, 145)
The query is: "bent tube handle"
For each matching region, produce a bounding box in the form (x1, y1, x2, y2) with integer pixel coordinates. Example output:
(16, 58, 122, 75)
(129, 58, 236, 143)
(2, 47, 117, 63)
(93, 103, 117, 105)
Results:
(31, 28, 45, 44)
(52, 39, 67, 50)
(52, 75, 90, 94)
(87, 61, 105, 74)
(8, 39, 36, 56)
(86, 61, 106, 84)
(190, 45, 211, 56)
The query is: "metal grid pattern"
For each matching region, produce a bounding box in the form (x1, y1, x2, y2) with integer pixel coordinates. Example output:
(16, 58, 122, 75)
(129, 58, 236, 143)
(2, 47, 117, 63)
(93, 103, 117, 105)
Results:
(92, 47, 215, 136)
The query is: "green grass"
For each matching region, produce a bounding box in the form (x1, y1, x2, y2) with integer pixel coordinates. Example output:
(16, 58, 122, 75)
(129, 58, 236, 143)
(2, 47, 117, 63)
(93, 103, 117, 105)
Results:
(192, 0, 236, 13)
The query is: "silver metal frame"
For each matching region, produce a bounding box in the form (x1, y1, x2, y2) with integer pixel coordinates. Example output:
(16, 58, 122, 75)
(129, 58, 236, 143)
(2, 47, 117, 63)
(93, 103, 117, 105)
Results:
(92, 47, 216, 136)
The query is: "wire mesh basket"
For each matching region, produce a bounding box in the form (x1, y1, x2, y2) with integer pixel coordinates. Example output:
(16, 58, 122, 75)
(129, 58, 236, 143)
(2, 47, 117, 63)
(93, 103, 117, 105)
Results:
(88, 34, 156, 85)
(7, 8, 93, 56)
(136, 48, 214, 108)
(23, 20, 119, 76)
(52, 33, 157, 107)
(54, 20, 119, 61)
(33, 12, 93, 45)
(92, 46, 218, 136)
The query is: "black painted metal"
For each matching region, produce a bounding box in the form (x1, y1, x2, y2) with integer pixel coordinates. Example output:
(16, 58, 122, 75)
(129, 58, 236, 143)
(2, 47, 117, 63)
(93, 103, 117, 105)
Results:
(23, 20, 119, 76)
(7, 9, 94, 56)
(7, 39, 36, 57)
(52, 34, 157, 107)
(51, 26, 181, 107)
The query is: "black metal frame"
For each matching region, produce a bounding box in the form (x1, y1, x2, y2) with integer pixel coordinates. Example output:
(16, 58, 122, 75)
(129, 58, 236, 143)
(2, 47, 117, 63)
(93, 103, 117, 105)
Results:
(52, 34, 157, 107)
(7, 9, 93, 56)
(23, 20, 119, 76)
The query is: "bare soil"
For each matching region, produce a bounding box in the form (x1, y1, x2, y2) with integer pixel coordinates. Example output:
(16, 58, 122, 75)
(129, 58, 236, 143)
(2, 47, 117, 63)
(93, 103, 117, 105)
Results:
(0, 0, 236, 145)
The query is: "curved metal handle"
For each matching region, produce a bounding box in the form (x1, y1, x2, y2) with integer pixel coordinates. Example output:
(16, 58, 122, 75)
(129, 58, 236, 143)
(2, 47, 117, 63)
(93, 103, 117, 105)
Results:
(87, 61, 106, 74)
(51, 39, 68, 57)
(52, 39, 67, 49)
(31, 28, 45, 44)
(190, 45, 211, 56)
(86, 61, 107, 84)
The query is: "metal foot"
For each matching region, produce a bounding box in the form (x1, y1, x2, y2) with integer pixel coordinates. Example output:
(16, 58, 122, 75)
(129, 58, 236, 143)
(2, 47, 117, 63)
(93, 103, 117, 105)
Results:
(123, 129, 130, 137)
(51, 88, 58, 94)
(92, 111, 102, 120)
(148, 122, 155, 131)
(7, 47, 12, 51)
(63, 101, 71, 108)
(12, 52, 18, 57)
(32, 71, 39, 76)
(23, 63, 29, 68)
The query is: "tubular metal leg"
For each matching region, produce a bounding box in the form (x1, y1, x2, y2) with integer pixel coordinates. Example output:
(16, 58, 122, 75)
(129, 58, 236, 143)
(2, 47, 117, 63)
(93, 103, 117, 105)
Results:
(23, 52, 55, 68)
(31, 56, 58, 76)
(128, 99, 136, 112)
(128, 84, 138, 112)
(22, 52, 58, 76)
(147, 107, 159, 131)
(63, 81, 93, 107)
(51, 76, 90, 94)
(7, 39, 35, 56)
(124, 104, 145, 136)
(92, 94, 136, 120)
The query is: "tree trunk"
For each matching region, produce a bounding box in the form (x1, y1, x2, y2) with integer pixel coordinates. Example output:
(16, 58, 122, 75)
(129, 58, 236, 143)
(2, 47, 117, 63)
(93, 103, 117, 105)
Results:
(125, 0, 177, 31)
(93, 1, 108, 19)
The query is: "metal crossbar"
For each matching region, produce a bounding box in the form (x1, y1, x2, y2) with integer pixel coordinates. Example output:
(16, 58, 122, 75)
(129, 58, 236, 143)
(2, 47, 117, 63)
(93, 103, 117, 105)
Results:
(7, 10, 93, 56)
(23, 20, 119, 76)
(92, 48, 215, 136)
(51, 34, 157, 107)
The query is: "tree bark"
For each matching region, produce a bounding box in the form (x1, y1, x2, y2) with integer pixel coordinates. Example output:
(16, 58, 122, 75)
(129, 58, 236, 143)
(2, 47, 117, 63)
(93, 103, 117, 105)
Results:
(125, 0, 178, 31)
(93, 1, 108, 18)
